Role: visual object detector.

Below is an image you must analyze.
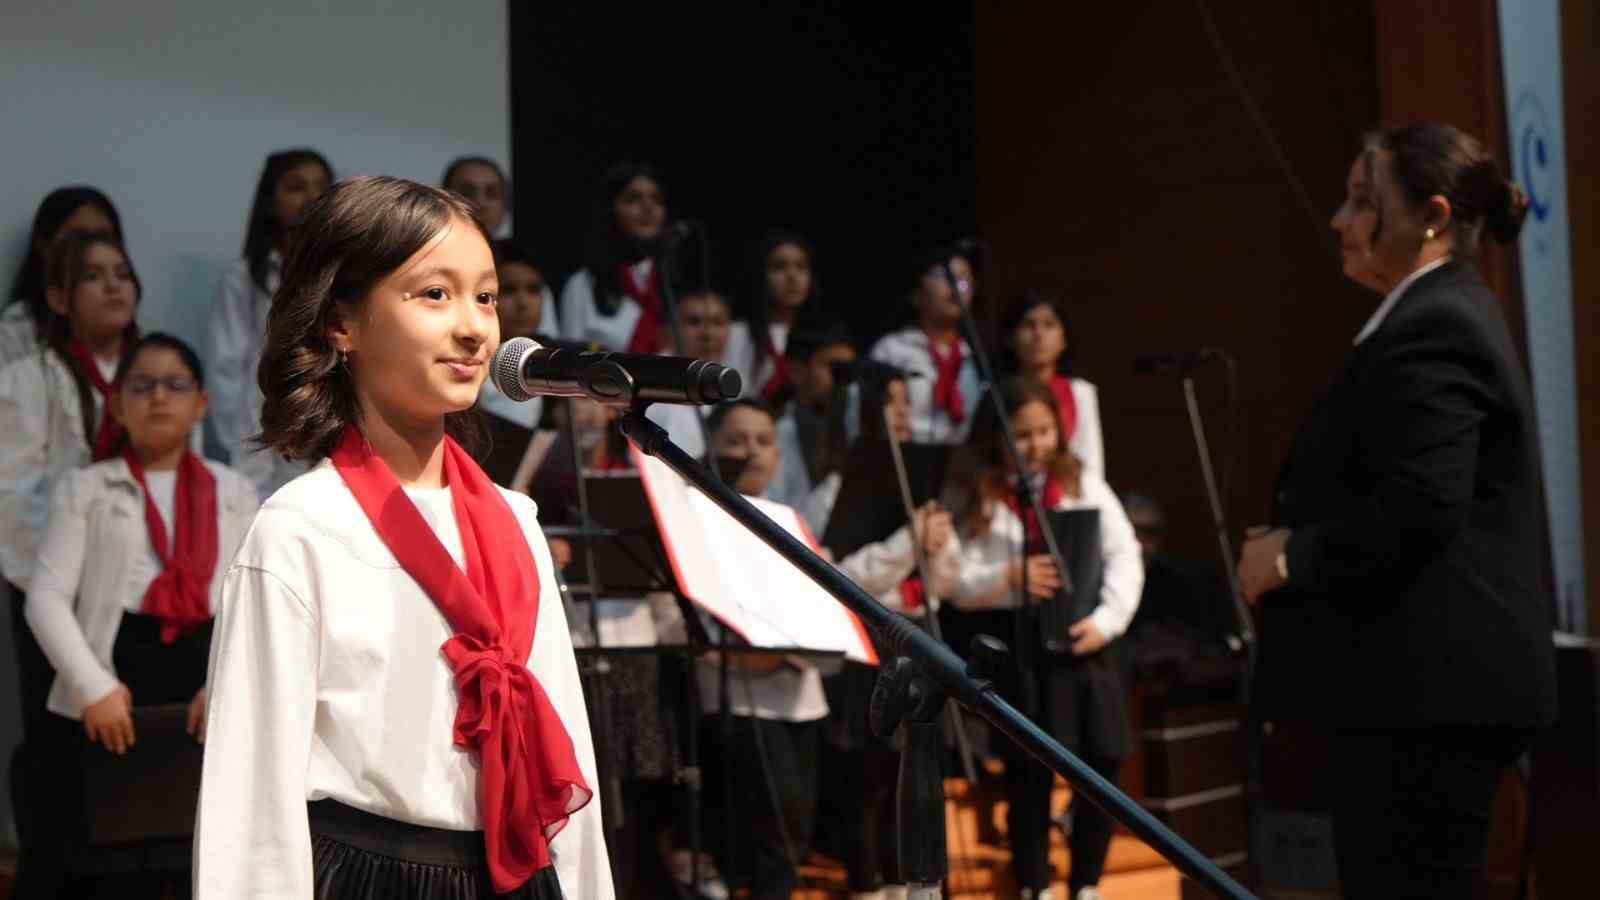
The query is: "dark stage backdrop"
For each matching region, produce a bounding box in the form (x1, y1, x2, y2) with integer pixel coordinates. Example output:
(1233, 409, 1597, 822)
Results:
(508, 2, 979, 346)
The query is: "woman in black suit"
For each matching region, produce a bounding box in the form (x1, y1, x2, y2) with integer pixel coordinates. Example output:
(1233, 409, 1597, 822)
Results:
(1238, 122, 1557, 898)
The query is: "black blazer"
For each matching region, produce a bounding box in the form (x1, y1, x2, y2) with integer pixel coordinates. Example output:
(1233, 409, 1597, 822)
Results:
(1256, 260, 1557, 730)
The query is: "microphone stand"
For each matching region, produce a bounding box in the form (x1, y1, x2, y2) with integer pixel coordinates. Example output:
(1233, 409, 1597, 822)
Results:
(942, 263, 1075, 719)
(620, 408, 1254, 900)
(655, 227, 745, 894)
(1163, 352, 1264, 886)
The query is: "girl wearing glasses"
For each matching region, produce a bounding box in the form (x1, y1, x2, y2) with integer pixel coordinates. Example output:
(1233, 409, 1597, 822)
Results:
(19, 333, 258, 897)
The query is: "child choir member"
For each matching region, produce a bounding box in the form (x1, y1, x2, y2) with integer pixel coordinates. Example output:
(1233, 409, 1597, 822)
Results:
(559, 162, 672, 352)
(477, 239, 552, 486)
(1003, 289, 1105, 481)
(442, 156, 516, 242)
(194, 176, 611, 899)
(19, 333, 257, 898)
(2, 187, 124, 367)
(948, 377, 1142, 900)
(724, 231, 820, 404)
(207, 148, 333, 498)
(868, 245, 981, 444)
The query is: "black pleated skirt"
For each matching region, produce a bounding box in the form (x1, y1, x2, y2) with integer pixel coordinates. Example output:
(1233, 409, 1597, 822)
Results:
(309, 800, 566, 900)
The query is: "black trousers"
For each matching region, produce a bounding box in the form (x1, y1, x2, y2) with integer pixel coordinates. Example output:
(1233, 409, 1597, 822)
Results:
(1329, 727, 1531, 900)
(999, 734, 1120, 895)
(701, 715, 820, 900)
(824, 738, 901, 891)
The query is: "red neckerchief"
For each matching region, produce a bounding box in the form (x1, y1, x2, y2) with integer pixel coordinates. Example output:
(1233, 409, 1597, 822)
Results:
(1004, 476, 1066, 553)
(123, 446, 218, 643)
(66, 340, 125, 460)
(1049, 374, 1079, 443)
(621, 261, 666, 354)
(926, 334, 966, 425)
(331, 427, 591, 891)
(758, 326, 794, 403)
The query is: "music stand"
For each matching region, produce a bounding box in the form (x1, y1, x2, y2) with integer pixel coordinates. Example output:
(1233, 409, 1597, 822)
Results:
(820, 441, 952, 560)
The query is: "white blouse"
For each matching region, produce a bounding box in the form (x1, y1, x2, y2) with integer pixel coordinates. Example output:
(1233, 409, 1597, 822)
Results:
(194, 462, 613, 900)
(868, 327, 980, 445)
(722, 319, 788, 397)
(25, 457, 259, 718)
(0, 349, 97, 587)
(208, 255, 310, 498)
(0, 302, 36, 369)
(1064, 377, 1106, 483)
(952, 474, 1144, 642)
(558, 261, 654, 351)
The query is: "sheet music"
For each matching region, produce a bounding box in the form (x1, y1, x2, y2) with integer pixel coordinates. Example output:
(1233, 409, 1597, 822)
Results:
(632, 445, 877, 664)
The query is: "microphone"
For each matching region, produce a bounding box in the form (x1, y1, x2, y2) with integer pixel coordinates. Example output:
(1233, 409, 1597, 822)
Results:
(1133, 348, 1219, 375)
(492, 337, 742, 407)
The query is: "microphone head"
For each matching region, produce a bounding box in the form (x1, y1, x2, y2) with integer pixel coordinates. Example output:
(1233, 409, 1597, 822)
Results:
(694, 361, 742, 403)
(492, 336, 540, 402)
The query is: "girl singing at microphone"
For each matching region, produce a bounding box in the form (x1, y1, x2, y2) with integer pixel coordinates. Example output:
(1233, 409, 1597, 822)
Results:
(195, 176, 612, 899)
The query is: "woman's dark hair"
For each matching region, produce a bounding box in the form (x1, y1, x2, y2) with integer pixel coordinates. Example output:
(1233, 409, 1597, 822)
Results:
(7, 187, 123, 331)
(255, 175, 490, 462)
(582, 161, 668, 316)
(243, 149, 335, 294)
(816, 361, 908, 481)
(999, 288, 1075, 376)
(113, 331, 206, 388)
(441, 156, 507, 191)
(897, 242, 978, 332)
(1366, 123, 1529, 255)
(747, 230, 821, 374)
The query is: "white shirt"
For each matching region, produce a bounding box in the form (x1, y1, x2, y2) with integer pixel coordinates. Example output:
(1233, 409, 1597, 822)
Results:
(952, 474, 1144, 642)
(24, 457, 259, 718)
(558, 261, 654, 351)
(0, 302, 36, 369)
(194, 462, 613, 900)
(0, 349, 97, 586)
(766, 408, 813, 509)
(1353, 256, 1452, 345)
(644, 403, 708, 462)
(722, 320, 788, 397)
(1064, 378, 1106, 483)
(868, 327, 980, 445)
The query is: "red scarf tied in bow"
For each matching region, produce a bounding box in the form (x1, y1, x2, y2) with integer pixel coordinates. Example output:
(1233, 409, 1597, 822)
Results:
(621, 261, 666, 354)
(331, 428, 591, 892)
(67, 340, 126, 461)
(124, 446, 219, 643)
(758, 326, 794, 404)
(926, 336, 967, 426)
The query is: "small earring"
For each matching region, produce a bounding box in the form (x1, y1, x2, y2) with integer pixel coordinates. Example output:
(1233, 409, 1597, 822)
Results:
(1424, 227, 1437, 241)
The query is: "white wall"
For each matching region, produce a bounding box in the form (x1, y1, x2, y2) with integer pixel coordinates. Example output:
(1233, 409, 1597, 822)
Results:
(0, 0, 508, 848)
(0, 0, 510, 351)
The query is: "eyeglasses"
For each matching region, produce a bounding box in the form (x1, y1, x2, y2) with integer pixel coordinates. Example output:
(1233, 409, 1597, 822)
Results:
(122, 376, 198, 397)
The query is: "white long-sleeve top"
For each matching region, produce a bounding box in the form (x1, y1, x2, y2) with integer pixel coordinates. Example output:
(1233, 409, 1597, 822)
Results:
(0, 302, 37, 369)
(0, 349, 97, 587)
(722, 319, 787, 398)
(558, 262, 654, 351)
(194, 462, 613, 900)
(24, 457, 258, 718)
(1064, 377, 1106, 483)
(868, 327, 980, 445)
(805, 470, 962, 612)
(207, 255, 309, 498)
(952, 474, 1144, 643)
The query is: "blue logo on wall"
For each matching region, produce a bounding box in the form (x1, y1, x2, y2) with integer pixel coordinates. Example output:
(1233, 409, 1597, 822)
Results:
(1512, 90, 1556, 225)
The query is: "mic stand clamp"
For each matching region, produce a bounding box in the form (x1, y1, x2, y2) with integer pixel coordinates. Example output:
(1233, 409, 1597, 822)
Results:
(870, 657, 949, 899)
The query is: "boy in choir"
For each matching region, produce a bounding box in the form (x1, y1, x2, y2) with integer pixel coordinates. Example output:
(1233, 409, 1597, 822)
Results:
(195, 176, 612, 899)
(766, 317, 855, 510)
(644, 288, 735, 461)
(20, 333, 258, 899)
(869, 244, 982, 444)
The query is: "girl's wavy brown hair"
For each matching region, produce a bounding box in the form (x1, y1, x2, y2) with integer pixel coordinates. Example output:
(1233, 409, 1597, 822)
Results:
(968, 376, 1083, 532)
(254, 175, 489, 462)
